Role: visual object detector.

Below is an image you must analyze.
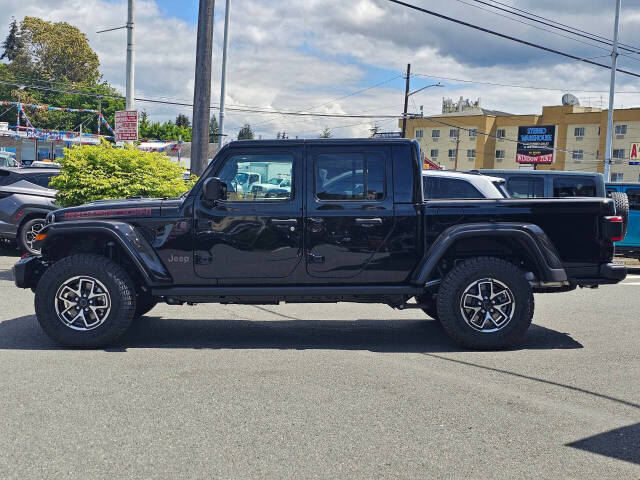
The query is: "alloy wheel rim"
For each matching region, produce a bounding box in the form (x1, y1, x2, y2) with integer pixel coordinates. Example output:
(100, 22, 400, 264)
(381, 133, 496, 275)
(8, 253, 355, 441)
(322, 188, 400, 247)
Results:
(24, 221, 44, 251)
(54, 276, 111, 331)
(459, 278, 515, 332)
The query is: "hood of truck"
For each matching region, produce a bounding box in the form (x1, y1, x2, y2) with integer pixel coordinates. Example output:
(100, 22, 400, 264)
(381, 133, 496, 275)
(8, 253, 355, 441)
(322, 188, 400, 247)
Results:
(50, 197, 174, 222)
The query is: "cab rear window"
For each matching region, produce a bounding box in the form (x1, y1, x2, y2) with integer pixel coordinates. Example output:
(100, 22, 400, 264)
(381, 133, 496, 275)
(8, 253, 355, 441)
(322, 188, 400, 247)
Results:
(423, 177, 484, 199)
(553, 177, 596, 197)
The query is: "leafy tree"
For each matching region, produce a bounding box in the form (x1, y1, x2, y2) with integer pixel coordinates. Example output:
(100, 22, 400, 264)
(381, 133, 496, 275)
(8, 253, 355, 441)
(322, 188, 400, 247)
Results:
(319, 126, 332, 138)
(8, 17, 99, 84)
(175, 113, 190, 128)
(0, 17, 122, 134)
(208, 115, 219, 143)
(139, 118, 191, 141)
(238, 123, 254, 140)
(50, 143, 196, 207)
(1, 18, 23, 61)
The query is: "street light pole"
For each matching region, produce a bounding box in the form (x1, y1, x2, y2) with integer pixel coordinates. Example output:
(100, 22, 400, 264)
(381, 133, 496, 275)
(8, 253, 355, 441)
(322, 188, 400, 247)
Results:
(126, 0, 135, 111)
(191, 0, 216, 176)
(604, 0, 622, 182)
(218, 0, 231, 149)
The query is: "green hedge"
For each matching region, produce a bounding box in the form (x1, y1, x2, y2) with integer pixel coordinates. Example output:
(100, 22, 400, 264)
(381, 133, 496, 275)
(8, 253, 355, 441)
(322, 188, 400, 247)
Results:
(50, 143, 196, 207)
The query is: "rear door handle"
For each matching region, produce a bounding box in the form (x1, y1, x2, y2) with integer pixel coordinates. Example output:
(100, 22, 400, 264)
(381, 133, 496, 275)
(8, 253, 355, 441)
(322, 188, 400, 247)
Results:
(355, 217, 383, 226)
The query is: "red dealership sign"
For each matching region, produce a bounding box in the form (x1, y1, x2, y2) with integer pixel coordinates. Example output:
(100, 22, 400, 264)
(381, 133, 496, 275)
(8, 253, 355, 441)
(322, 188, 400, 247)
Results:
(115, 110, 138, 141)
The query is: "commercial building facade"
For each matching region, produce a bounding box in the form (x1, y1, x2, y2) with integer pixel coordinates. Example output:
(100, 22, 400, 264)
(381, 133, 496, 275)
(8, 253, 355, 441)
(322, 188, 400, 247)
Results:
(405, 101, 640, 182)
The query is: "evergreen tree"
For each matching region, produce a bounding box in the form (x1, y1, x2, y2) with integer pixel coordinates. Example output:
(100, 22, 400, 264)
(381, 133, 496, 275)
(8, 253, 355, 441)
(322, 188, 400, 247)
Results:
(1, 18, 23, 61)
(175, 113, 190, 128)
(208, 115, 219, 143)
(238, 124, 254, 140)
(319, 126, 332, 138)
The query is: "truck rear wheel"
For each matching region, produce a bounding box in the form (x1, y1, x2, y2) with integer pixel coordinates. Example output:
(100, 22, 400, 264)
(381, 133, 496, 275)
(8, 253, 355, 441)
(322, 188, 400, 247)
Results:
(34, 254, 136, 348)
(436, 257, 534, 350)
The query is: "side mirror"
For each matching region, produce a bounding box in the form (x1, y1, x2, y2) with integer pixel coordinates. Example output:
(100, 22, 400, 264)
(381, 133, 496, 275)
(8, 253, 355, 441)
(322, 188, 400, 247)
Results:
(203, 177, 224, 202)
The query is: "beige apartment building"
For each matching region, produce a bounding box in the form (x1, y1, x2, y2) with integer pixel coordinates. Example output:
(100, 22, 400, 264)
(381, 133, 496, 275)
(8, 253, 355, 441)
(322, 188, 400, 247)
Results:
(404, 98, 640, 182)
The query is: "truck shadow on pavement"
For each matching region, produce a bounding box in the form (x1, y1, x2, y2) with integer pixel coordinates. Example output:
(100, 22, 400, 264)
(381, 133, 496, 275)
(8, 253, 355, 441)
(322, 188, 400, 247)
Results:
(567, 422, 640, 465)
(0, 314, 583, 353)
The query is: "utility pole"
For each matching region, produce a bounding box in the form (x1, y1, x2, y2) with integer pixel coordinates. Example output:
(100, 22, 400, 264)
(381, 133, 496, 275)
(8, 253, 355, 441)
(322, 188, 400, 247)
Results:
(401, 63, 411, 138)
(191, 0, 215, 176)
(218, 0, 231, 149)
(454, 127, 460, 171)
(126, 0, 135, 112)
(604, 0, 622, 181)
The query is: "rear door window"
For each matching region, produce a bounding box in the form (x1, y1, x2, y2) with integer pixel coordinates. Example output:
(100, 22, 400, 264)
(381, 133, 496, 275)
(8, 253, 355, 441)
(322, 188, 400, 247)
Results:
(506, 177, 544, 198)
(553, 177, 596, 197)
(315, 152, 385, 201)
(423, 177, 484, 199)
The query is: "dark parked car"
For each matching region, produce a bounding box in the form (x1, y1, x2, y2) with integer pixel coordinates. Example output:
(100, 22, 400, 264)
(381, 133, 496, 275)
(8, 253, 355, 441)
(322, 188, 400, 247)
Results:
(0, 167, 60, 189)
(0, 180, 58, 254)
(15, 139, 625, 350)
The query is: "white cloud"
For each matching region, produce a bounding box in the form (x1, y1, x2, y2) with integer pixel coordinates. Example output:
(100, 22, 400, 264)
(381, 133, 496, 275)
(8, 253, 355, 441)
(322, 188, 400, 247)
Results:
(1, 0, 640, 140)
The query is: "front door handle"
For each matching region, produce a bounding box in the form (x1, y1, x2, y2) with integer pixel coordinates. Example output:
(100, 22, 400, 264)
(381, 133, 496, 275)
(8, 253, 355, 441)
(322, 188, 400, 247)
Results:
(355, 217, 383, 226)
(272, 218, 297, 226)
(307, 252, 325, 263)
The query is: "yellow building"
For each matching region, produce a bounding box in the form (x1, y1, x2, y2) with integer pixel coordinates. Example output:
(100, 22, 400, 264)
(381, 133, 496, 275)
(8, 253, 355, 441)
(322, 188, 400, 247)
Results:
(404, 100, 640, 182)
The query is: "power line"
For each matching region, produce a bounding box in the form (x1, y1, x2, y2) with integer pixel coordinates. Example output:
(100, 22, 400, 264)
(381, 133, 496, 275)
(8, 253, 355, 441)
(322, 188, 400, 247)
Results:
(0, 78, 406, 119)
(455, 0, 611, 54)
(410, 72, 640, 94)
(383, 0, 640, 78)
(483, 0, 640, 54)
(468, 0, 640, 55)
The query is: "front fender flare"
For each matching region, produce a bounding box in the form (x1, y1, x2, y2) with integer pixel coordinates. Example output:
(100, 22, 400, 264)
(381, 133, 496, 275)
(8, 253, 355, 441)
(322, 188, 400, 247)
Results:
(411, 222, 567, 285)
(39, 220, 172, 286)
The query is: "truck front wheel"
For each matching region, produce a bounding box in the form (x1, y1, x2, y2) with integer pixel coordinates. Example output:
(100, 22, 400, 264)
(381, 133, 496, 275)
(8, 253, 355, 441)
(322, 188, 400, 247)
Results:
(436, 257, 534, 350)
(34, 254, 136, 348)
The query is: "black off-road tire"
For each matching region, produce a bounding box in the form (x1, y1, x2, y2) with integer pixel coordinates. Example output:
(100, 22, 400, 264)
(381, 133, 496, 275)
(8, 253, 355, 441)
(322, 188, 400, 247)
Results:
(134, 293, 157, 318)
(34, 254, 136, 348)
(436, 257, 534, 350)
(18, 217, 46, 255)
(610, 192, 629, 239)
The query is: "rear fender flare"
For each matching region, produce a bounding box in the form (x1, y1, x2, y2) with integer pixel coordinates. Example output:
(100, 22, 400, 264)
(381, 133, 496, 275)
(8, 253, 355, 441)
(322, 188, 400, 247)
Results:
(39, 220, 172, 286)
(412, 222, 567, 285)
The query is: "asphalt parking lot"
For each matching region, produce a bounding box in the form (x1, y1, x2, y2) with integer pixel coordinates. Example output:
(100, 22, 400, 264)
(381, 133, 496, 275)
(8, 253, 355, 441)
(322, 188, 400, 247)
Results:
(0, 246, 638, 479)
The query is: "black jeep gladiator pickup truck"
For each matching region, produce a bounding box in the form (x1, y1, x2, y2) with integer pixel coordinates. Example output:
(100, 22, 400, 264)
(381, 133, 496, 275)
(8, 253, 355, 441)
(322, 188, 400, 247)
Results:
(13, 139, 626, 349)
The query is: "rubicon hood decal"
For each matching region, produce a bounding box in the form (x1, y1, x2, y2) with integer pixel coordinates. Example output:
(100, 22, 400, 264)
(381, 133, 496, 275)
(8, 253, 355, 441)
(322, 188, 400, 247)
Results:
(62, 207, 152, 219)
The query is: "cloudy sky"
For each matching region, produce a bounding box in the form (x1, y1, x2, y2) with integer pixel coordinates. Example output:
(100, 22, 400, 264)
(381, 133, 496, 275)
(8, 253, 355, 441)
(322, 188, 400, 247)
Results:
(2, 0, 640, 140)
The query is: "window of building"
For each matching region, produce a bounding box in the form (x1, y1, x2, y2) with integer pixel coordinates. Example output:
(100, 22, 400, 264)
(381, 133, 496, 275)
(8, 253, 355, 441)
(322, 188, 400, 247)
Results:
(552, 177, 597, 197)
(315, 152, 385, 201)
(613, 149, 625, 159)
(431, 129, 440, 138)
(448, 149, 456, 158)
(615, 124, 627, 135)
(430, 149, 438, 158)
(496, 129, 505, 139)
(507, 177, 544, 198)
(467, 149, 476, 158)
(469, 129, 477, 138)
(495, 150, 505, 159)
(626, 188, 640, 210)
(217, 153, 293, 201)
(449, 129, 458, 138)
(572, 150, 584, 160)
(610, 173, 624, 182)
(423, 177, 485, 199)
(415, 129, 424, 139)
(574, 127, 585, 137)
